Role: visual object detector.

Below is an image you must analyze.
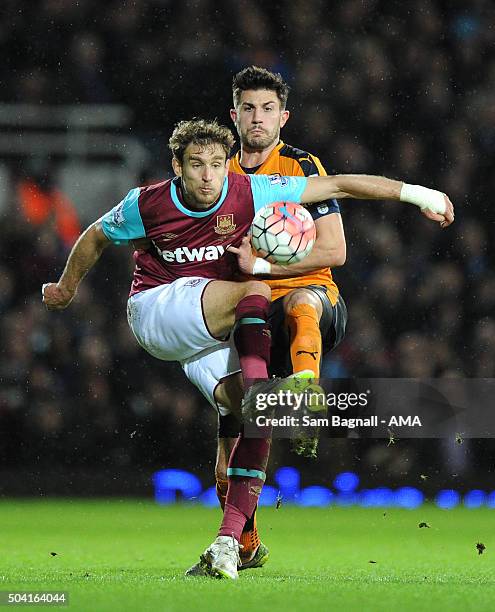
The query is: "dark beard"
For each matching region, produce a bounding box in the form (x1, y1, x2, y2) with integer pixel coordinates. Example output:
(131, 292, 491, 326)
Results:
(243, 131, 278, 151)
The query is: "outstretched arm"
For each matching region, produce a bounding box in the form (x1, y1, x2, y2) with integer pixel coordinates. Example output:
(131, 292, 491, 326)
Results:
(42, 221, 111, 310)
(303, 174, 402, 202)
(301, 175, 454, 227)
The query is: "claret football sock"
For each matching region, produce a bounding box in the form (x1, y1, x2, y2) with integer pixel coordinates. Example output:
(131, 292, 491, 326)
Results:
(234, 295, 271, 383)
(217, 471, 261, 558)
(217, 466, 261, 557)
(218, 434, 271, 543)
(219, 502, 247, 544)
(287, 303, 322, 378)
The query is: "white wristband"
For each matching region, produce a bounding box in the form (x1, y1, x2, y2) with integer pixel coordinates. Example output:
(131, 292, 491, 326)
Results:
(400, 183, 446, 215)
(252, 257, 272, 275)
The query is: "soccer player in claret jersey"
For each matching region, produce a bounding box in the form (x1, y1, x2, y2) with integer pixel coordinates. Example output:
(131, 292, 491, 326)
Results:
(42, 118, 453, 580)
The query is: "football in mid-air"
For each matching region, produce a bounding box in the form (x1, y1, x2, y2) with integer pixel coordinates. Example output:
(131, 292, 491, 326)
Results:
(250, 202, 316, 264)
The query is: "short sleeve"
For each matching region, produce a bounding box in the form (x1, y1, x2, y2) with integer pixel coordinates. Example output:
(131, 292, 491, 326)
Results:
(100, 188, 146, 245)
(306, 200, 340, 220)
(300, 154, 340, 220)
(249, 174, 308, 213)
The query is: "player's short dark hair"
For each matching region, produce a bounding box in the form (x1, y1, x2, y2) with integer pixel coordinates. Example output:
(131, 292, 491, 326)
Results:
(232, 66, 290, 109)
(169, 119, 235, 163)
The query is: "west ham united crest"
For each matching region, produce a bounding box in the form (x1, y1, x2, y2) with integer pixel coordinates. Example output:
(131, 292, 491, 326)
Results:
(214, 214, 236, 235)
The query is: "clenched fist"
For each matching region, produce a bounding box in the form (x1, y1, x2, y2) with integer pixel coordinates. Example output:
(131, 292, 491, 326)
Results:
(42, 283, 75, 310)
(421, 194, 455, 228)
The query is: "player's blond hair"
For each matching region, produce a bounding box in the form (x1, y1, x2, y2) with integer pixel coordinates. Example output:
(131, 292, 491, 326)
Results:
(169, 119, 235, 163)
(233, 66, 290, 109)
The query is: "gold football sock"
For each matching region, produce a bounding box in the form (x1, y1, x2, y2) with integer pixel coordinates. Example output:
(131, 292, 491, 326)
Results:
(287, 303, 322, 377)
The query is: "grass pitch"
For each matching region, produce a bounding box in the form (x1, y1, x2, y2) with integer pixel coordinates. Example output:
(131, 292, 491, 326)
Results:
(1, 499, 494, 611)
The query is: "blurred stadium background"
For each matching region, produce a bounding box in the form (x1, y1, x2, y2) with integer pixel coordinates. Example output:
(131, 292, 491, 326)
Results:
(1, 0, 495, 508)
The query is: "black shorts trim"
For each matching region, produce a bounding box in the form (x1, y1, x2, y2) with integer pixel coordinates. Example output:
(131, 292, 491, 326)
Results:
(218, 412, 241, 438)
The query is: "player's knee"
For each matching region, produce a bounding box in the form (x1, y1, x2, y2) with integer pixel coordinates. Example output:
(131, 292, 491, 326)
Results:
(284, 289, 322, 318)
(243, 279, 271, 301)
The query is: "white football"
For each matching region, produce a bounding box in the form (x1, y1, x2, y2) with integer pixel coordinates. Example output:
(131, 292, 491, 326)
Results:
(250, 201, 316, 264)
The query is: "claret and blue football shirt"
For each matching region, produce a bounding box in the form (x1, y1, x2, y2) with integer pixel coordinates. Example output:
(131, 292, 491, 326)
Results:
(100, 173, 307, 296)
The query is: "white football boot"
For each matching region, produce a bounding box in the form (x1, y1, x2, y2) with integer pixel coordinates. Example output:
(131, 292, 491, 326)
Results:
(203, 535, 242, 580)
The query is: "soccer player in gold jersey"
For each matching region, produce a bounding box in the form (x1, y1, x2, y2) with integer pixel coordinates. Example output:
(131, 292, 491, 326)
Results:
(230, 66, 347, 378)
(213, 66, 348, 572)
